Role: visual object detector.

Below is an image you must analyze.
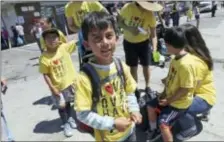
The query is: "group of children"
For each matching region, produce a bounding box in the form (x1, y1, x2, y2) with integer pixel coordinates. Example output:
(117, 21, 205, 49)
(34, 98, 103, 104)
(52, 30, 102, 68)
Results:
(36, 2, 216, 142)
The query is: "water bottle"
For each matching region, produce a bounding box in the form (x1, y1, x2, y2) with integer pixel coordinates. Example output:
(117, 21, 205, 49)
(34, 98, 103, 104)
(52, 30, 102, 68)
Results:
(159, 38, 167, 55)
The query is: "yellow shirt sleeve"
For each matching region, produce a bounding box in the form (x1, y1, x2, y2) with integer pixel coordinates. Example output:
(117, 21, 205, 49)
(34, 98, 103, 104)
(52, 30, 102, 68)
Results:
(179, 64, 195, 88)
(63, 41, 77, 54)
(65, 2, 73, 18)
(119, 3, 130, 19)
(74, 72, 93, 111)
(58, 30, 67, 43)
(39, 55, 49, 74)
(122, 62, 137, 94)
(89, 2, 105, 11)
(147, 12, 156, 28)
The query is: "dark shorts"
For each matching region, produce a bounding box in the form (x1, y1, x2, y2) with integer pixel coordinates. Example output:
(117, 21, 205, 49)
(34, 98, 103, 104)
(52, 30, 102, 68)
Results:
(195, 15, 200, 20)
(52, 85, 75, 108)
(147, 98, 186, 126)
(123, 39, 152, 66)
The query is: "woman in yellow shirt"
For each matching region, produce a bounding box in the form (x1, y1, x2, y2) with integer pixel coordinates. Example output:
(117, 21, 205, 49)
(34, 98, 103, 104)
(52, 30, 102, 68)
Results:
(39, 17, 67, 52)
(181, 24, 216, 119)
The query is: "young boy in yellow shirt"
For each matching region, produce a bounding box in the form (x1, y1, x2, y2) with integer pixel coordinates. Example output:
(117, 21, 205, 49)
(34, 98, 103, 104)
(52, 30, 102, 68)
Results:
(39, 29, 77, 137)
(74, 11, 142, 142)
(65, 1, 107, 66)
(147, 27, 197, 142)
(39, 17, 67, 52)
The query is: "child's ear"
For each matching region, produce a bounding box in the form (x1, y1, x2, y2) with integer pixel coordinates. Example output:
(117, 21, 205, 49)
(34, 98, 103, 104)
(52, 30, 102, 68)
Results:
(83, 41, 91, 50)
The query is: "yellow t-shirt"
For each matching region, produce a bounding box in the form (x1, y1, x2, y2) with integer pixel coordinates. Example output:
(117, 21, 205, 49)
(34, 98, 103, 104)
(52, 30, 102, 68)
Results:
(165, 54, 197, 109)
(74, 61, 137, 141)
(192, 55, 216, 106)
(39, 41, 77, 91)
(120, 2, 156, 43)
(65, 1, 105, 28)
(40, 29, 67, 51)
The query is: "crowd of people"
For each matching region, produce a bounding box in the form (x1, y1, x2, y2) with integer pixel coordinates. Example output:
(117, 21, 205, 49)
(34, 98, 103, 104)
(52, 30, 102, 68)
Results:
(1, 1, 217, 142)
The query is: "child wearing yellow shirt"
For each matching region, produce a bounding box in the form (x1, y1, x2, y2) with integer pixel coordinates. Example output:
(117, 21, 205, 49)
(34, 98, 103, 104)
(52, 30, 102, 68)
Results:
(39, 17, 67, 52)
(147, 27, 197, 142)
(39, 29, 77, 137)
(65, 1, 106, 33)
(181, 24, 216, 120)
(75, 11, 142, 142)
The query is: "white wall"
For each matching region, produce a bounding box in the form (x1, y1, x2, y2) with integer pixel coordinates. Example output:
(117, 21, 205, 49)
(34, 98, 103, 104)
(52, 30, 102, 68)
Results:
(1, 4, 17, 37)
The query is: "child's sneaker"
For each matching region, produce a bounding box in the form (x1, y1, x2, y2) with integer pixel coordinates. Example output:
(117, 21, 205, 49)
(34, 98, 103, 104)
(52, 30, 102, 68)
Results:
(146, 129, 161, 142)
(64, 123, 73, 137)
(68, 117, 77, 129)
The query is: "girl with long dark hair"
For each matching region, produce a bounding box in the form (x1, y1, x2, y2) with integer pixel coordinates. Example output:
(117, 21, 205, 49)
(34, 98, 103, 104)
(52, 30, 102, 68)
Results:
(181, 24, 216, 120)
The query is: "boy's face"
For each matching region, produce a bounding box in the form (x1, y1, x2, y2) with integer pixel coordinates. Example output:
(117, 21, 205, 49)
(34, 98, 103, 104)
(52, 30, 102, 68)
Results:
(44, 33, 60, 50)
(84, 26, 118, 64)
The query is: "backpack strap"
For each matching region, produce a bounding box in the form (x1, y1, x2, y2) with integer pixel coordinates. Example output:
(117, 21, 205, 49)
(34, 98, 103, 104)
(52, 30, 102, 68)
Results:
(113, 58, 126, 88)
(81, 63, 101, 112)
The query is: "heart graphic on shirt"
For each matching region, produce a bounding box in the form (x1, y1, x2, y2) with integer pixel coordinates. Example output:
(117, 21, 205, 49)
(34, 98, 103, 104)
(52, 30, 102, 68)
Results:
(53, 59, 60, 65)
(105, 84, 114, 95)
(134, 17, 139, 21)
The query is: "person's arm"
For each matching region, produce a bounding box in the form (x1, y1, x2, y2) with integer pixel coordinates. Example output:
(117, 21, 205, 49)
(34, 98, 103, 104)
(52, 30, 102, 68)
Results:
(76, 111, 115, 130)
(166, 88, 190, 104)
(65, 2, 80, 33)
(149, 12, 158, 51)
(64, 40, 77, 54)
(58, 30, 67, 43)
(67, 17, 79, 33)
(166, 64, 195, 104)
(150, 27, 158, 52)
(117, 4, 139, 35)
(39, 57, 59, 96)
(127, 93, 139, 112)
(43, 74, 60, 96)
(122, 62, 139, 113)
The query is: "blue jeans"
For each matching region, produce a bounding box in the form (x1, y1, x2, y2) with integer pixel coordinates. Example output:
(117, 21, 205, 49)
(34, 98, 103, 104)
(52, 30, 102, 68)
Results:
(1, 110, 14, 141)
(187, 96, 212, 115)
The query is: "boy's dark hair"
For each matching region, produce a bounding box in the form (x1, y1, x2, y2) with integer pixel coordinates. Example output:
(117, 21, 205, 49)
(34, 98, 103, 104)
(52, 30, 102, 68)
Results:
(42, 28, 59, 39)
(164, 27, 188, 49)
(181, 24, 213, 70)
(81, 11, 118, 41)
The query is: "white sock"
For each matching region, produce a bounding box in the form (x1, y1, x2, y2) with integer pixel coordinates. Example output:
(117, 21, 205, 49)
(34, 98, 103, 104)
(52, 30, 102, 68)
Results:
(149, 121, 157, 131)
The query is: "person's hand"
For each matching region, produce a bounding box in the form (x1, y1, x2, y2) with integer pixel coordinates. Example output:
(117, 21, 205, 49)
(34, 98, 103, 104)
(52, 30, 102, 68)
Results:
(1, 79, 6, 85)
(114, 117, 132, 132)
(130, 112, 142, 124)
(128, 26, 139, 35)
(1, 79, 8, 94)
(159, 99, 169, 106)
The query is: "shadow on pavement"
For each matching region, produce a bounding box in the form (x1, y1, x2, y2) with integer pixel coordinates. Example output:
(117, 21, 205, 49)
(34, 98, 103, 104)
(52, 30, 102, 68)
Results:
(33, 118, 62, 134)
(32, 63, 39, 66)
(33, 96, 53, 106)
(33, 95, 58, 110)
(30, 57, 39, 60)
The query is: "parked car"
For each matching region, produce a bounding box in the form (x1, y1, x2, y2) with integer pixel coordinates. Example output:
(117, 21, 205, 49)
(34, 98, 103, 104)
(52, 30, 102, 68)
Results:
(199, 1, 212, 13)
